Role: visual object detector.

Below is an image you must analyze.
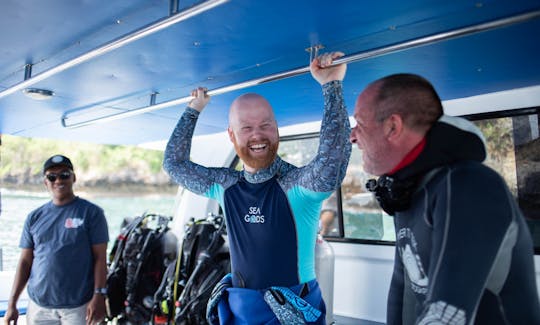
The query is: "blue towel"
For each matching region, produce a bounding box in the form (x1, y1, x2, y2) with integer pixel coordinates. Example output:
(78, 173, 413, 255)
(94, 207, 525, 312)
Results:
(215, 279, 325, 325)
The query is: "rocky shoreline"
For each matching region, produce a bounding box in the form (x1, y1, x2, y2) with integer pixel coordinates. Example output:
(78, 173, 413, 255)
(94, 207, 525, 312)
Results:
(1, 168, 178, 197)
(1, 182, 178, 198)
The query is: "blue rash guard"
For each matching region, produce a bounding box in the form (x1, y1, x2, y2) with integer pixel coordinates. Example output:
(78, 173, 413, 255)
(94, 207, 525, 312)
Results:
(163, 80, 351, 293)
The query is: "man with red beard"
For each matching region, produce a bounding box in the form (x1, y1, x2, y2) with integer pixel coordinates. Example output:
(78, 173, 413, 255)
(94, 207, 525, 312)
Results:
(163, 51, 351, 324)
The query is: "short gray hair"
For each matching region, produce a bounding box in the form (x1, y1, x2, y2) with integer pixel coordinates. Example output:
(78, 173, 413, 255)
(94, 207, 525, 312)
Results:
(372, 73, 443, 132)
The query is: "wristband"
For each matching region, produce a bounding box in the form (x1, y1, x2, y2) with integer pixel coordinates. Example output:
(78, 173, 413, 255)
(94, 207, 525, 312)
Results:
(94, 287, 108, 296)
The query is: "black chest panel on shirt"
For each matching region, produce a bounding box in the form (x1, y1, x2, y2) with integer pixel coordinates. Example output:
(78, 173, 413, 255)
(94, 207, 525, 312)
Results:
(223, 176, 299, 289)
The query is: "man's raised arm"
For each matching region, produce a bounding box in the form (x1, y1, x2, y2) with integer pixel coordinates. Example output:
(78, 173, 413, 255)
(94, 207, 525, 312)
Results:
(163, 87, 216, 195)
(300, 51, 351, 192)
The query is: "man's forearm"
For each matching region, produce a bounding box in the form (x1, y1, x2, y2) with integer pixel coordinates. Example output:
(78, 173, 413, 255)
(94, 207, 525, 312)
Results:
(163, 107, 199, 178)
(8, 256, 32, 308)
(310, 80, 351, 191)
(162, 107, 221, 195)
(92, 243, 108, 289)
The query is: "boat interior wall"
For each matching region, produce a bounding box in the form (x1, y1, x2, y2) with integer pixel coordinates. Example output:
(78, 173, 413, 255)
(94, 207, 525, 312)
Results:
(190, 131, 235, 166)
(1, 1, 540, 145)
(443, 85, 540, 116)
(332, 243, 394, 323)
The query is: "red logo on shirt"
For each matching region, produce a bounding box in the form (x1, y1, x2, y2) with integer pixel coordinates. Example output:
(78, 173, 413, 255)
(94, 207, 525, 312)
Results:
(65, 217, 83, 228)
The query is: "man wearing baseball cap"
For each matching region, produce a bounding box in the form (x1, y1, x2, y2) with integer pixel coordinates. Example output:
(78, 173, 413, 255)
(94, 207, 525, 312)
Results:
(4, 155, 109, 325)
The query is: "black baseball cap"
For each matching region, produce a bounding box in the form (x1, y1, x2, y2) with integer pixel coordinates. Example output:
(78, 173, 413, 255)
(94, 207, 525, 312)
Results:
(43, 155, 74, 174)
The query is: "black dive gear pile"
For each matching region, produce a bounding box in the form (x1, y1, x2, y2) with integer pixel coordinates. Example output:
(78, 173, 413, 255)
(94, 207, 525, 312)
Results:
(153, 214, 230, 325)
(105, 213, 175, 324)
(105, 213, 229, 325)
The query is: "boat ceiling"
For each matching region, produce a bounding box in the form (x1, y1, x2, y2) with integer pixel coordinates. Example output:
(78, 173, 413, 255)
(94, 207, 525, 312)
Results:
(1, 0, 540, 146)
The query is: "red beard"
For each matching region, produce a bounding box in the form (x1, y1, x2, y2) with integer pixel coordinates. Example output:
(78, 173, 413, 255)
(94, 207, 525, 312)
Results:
(233, 139, 279, 171)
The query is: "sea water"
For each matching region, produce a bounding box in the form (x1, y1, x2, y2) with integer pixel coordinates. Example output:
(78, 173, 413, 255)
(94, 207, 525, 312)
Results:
(0, 188, 177, 271)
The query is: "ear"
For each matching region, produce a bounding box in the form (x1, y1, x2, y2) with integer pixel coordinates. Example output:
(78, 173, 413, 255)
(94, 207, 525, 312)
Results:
(227, 127, 235, 143)
(385, 114, 403, 142)
(72, 173, 77, 183)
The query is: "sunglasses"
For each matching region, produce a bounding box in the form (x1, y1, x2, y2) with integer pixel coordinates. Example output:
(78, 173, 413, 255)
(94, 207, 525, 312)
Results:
(45, 171, 72, 182)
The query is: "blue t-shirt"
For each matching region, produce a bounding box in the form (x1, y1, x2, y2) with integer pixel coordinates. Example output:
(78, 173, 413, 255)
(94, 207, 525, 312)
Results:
(20, 197, 109, 308)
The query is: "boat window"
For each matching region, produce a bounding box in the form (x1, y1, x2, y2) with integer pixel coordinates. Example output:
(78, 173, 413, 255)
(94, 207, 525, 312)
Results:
(470, 110, 540, 253)
(278, 135, 319, 166)
(340, 149, 394, 242)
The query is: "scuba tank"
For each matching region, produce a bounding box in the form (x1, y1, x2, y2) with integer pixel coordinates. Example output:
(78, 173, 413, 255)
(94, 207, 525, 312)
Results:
(315, 233, 335, 325)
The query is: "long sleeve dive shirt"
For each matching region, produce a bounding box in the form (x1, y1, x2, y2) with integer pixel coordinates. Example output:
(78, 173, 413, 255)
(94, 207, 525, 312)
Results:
(163, 80, 351, 290)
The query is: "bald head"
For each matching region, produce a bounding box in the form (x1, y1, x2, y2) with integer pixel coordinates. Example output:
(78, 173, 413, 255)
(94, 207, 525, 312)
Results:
(229, 93, 276, 128)
(227, 93, 279, 173)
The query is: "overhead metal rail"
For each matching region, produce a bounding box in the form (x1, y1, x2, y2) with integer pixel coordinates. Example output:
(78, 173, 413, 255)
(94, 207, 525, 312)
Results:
(0, 0, 228, 100)
(62, 8, 540, 128)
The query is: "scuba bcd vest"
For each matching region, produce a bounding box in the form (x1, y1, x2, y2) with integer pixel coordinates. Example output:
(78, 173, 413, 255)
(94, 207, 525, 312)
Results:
(106, 212, 176, 324)
(153, 214, 230, 325)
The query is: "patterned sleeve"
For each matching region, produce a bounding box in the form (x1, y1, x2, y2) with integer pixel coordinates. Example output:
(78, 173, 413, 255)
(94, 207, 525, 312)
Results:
(163, 107, 234, 196)
(284, 80, 351, 193)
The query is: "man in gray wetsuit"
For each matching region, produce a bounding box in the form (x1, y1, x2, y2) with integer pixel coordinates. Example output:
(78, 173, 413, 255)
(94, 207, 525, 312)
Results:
(349, 73, 540, 324)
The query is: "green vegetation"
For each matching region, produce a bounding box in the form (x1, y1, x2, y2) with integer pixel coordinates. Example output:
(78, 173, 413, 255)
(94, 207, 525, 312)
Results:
(1, 135, 174, 192)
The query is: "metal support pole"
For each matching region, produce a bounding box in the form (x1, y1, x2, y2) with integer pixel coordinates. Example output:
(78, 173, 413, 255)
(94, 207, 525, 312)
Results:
(170, 0, 179, 15)
(150, 92, 158, 106)
(24, 64, 32, 80)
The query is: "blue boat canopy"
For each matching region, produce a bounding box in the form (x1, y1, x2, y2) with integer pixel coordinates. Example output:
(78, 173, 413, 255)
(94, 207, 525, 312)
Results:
(1, 0, 539, 145)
